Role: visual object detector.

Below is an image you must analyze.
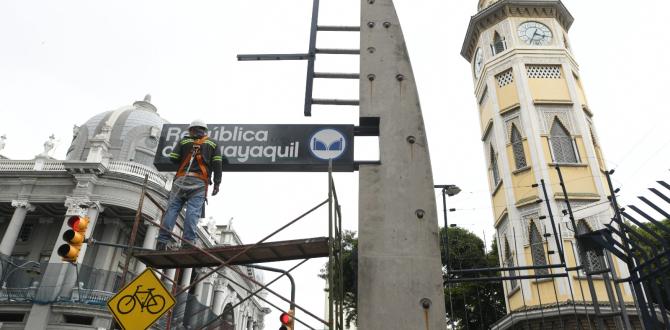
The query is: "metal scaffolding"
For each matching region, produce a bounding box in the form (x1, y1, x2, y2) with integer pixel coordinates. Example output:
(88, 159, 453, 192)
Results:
(89, 162, 345, 330)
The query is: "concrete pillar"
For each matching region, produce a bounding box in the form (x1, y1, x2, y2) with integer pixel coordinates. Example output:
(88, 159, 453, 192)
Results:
(174, 268, 193, 321)
(134, 222, 159, 274)
(0, 200, 35, 256)
(357, 1, 447, 329)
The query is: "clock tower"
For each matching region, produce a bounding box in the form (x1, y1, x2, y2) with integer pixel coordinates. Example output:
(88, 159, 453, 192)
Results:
(462, 0, 640, 328)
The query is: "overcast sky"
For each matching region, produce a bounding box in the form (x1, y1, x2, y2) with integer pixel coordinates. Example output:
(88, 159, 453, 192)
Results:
(1, 1, 669, 329)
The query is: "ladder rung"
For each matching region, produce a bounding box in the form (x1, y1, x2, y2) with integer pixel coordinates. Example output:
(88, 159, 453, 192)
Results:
(317, 25, 360, 32)
(314, 72, 360, 79)
(312, 99, 360, 106)
(237, 53, 309, 61)
(315, 48, 360, 55)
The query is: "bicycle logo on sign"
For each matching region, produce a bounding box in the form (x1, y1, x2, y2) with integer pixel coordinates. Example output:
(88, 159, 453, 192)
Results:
(116, 285, 166, 315)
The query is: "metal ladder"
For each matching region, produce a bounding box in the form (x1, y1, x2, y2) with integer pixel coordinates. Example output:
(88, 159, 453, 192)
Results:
(237, 0, 360, 116)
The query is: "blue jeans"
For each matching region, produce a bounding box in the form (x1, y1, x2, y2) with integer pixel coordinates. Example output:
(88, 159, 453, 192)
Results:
(158, 177, 206, 243)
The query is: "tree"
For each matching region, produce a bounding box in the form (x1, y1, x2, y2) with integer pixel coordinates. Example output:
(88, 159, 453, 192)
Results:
(322, 228, 506, 329)
(320, 230, 358, 328)
(442, 227, 505, 329)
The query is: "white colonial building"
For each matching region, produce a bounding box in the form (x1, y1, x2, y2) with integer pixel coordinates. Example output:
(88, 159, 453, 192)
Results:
(0, 96, 268, 329)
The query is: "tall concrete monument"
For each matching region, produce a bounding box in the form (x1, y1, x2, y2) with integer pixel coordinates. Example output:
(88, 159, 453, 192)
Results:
(357, 1, 447, 329)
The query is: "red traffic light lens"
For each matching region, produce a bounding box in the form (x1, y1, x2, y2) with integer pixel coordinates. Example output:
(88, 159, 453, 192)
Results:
(279, 312, 290, 325)
(67, 216, 81, 228)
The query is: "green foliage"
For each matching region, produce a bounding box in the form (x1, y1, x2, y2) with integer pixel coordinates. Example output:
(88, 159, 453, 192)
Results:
(442, 227, 506, 329)
(627, 218, 670, 307)
(320, 230, 358, 328)
(322, 228, 506, 329)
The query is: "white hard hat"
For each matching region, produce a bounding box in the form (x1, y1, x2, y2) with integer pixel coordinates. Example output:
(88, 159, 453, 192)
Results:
(189, 119, 208, 130)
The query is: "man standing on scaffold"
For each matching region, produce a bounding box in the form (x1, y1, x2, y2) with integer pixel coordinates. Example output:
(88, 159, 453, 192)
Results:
(156, 119, 223, 250)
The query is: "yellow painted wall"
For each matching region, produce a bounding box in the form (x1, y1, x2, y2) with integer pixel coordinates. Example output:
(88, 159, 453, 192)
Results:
(506, 140, 539, 205)
(495, 79, 520, 112)
(575, 75, 589, 106)
(492, 185, 507, 224)
(528, 72, 571, 103)
(507, 239, 635, 311)
(563, 241, 635, 303)
(540, 136, 599, 198)
(508, 289, 524, 311)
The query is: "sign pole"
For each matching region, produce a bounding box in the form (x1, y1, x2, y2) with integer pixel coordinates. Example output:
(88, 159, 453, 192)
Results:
(357, 0, 447, 329)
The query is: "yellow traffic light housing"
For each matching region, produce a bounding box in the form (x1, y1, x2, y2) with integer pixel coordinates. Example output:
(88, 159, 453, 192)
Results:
(57, 216, 89, 262)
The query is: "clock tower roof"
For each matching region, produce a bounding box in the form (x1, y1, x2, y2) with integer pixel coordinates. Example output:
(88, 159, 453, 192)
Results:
(462, 0, 574, 60)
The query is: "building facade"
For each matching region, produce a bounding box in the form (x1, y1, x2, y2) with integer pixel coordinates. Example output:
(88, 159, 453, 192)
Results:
(462, 1, 639, 328)
(0, 96, 267, 329)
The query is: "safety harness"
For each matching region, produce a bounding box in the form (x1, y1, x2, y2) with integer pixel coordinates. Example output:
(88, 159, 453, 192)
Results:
(175, 136, 210, 194)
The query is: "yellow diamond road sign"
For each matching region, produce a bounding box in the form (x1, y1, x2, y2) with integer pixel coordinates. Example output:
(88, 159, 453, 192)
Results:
(107, 268, 175, 330)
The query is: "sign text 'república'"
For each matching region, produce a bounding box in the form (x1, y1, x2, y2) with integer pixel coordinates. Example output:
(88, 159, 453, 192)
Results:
(153, 124, 355, 172)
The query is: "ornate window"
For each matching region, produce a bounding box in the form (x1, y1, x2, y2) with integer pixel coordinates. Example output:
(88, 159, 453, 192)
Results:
(504, 238, 518, 289)
(492, 31, 507, 55)
(576, 220, 607, 274)
(495, 69, 514, 87)
(550, 118, 579, 163)
(527, 65, 562, 79)
(511, 125, 527, 170)
(529, 221, 548, 275)
(490, 146, 501, 186)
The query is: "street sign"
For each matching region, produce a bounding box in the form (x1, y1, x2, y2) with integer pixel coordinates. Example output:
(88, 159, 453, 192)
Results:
(107, 268, 175, 330)
(153, 124, 355, 172)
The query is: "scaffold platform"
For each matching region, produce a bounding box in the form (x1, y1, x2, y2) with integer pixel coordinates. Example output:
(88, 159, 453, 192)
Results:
(134, 237, 330, 269)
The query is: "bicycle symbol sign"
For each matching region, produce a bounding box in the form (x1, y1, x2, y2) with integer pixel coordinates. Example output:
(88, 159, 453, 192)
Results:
(107, 268, 175, 330)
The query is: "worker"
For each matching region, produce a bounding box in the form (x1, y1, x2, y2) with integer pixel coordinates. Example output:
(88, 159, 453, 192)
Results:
(156, 119, 223, 250)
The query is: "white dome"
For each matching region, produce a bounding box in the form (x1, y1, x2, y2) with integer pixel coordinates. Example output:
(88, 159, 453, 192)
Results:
(66, 96, 169, 169)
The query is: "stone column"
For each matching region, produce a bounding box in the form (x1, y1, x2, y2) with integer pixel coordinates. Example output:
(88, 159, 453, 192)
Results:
(0, 200, 35, 256)
(174, 268, 193, 322)
(92, 218, 121, 291)
(134, 222, 159, 274)
(211, 279, 226, 315)
(202, 278, 213, 307)
(163, 268, 177, 291)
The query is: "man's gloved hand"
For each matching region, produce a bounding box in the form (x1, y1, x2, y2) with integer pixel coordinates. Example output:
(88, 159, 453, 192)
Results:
(212, 184, 220, 196)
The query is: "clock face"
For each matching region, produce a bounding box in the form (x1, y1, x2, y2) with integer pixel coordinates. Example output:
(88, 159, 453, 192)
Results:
(518, 21, 553, 46)
(474, 48, 484, 79)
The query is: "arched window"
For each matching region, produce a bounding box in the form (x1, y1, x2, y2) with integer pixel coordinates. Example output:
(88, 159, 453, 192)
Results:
(490, 146, 501, 186)
(576, 220, 607, 274)
(504, 238, 518, 289)
(550, 118, 578, 163)
(492, 31, 507, 55)
(511, 125, 527, 169)
(529, 221, 548, 275)
(222, 303, 235, 330)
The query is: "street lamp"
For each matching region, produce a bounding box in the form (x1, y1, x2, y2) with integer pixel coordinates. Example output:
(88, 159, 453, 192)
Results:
(434, 184, 460, 330)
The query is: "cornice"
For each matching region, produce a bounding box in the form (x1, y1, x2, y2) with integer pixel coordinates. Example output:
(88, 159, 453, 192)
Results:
(461, 0, 574, 61)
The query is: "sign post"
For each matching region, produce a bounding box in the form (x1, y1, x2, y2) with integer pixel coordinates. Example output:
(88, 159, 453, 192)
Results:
(154, 124, 355, 172)
(107, 268, 176, 330)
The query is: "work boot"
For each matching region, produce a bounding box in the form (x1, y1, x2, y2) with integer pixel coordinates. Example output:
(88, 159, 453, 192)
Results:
(156, 241, 176, 251)
(181, 240, 198, 250)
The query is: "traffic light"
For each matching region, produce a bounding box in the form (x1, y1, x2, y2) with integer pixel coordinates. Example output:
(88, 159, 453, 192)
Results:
(279, 309, 294, 330)
(57, 215, 89, 262)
